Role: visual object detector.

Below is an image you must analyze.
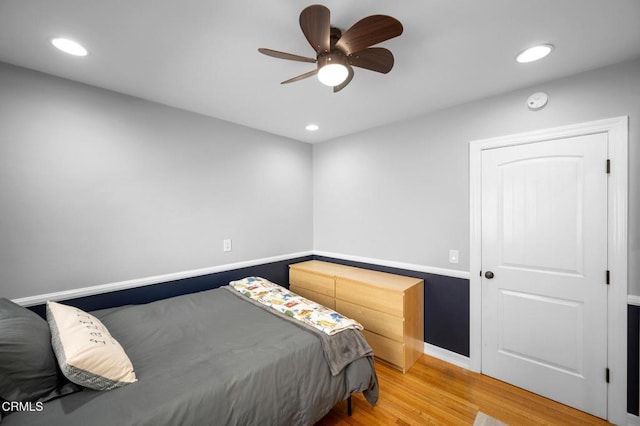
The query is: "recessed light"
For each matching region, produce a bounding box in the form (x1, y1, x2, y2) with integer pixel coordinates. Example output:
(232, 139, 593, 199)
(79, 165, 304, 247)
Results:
(51, 38, 88, 56)
(305, 124, 319, 131)
(516, 44, 553, 63)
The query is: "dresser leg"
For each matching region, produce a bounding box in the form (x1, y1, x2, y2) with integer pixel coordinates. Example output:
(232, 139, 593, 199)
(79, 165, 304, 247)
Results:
(347, 395, 352, 416)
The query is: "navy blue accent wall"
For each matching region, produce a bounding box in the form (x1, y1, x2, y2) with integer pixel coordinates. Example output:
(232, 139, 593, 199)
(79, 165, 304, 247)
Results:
(312, 255, 470, 357)
(422, 273, 470, 357)
(629, 305, 639, 415)
(27, 255, 313, 318)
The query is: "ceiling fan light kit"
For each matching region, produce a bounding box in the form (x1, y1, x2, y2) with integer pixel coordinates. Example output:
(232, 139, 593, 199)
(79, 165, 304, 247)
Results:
(258, 4, 403, 92)
(317, 52, 348, 86)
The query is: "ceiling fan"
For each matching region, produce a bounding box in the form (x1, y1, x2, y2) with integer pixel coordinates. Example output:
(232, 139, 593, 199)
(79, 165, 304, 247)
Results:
(258, 4, 403, 92)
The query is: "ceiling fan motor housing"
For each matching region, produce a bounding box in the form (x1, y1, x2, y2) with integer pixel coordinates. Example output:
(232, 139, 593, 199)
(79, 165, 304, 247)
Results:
(317, 51, 347, 69)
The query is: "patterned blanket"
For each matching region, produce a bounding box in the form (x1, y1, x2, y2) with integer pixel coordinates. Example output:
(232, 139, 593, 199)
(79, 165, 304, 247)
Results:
(229, 277, 363, 336)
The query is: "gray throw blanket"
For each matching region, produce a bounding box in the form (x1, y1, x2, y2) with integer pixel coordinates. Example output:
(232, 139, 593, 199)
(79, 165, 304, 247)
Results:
(223, 285, 378, 401)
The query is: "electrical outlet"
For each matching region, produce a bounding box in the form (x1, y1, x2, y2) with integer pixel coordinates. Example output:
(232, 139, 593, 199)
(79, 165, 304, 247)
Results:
(449, 249, 459, 264)
(223, 239, 232, 252)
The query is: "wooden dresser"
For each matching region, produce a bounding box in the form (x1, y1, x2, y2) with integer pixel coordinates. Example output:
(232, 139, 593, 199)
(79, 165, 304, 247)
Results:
(289, 260, 424, 373)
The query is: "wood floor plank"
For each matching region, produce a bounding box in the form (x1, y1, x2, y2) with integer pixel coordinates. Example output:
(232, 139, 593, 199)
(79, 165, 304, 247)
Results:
(316, 354, 612, 425)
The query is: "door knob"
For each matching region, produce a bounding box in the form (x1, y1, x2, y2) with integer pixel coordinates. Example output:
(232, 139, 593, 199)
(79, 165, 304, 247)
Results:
(484, 271, 494, 279)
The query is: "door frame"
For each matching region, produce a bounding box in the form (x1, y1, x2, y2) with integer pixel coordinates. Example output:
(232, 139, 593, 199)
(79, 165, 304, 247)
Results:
(469, 116, 628, 424)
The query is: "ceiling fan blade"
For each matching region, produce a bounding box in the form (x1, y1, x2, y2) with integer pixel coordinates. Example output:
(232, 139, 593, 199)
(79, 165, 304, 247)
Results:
(299, 4, 331, 53)
(281, 69, 319, 84)
(349, 47, 394, 73)
(335, 15, 403, 56)
(258, 48, 316, 63)
(333, 64, 354, 93)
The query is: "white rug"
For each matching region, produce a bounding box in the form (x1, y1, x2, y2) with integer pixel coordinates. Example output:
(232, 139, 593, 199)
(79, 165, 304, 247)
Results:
(473, 412, 507, 426)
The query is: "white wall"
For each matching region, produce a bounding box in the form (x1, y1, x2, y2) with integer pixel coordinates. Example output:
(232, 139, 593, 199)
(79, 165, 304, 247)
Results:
(0, 63, 313, 300)
(313, 57, 640, 295)
(2, 57, 638, 300)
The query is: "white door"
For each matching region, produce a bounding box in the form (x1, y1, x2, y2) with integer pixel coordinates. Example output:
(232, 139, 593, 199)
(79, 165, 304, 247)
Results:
(481, 133, 608, 418)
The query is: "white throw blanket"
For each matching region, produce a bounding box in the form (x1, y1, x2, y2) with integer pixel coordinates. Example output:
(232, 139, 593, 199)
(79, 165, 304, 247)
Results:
(229, 277, 363, 336)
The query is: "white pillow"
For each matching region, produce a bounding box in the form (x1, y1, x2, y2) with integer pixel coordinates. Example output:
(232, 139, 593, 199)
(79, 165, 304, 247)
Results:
(46, 301, 137, 390)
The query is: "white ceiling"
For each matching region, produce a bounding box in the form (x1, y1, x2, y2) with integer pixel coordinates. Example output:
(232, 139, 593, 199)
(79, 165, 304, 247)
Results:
(1, 1, 639, 143)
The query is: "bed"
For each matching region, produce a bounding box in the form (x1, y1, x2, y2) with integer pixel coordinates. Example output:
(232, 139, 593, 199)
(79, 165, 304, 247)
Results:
(0, 280, 378, 425)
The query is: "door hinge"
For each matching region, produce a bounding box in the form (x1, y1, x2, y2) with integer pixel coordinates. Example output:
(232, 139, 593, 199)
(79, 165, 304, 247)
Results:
(606, 159, 611, 174)
(606, 368, 610, 383)
(606, 270, 610, 285)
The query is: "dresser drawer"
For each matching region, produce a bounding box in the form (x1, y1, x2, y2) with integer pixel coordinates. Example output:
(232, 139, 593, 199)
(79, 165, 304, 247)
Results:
(363, 330, 405, 369)
(290, 285, 335, 310)
(335, 299, 403, 342)
(336, 278, 404, 317)
(290, 269, 335, 297)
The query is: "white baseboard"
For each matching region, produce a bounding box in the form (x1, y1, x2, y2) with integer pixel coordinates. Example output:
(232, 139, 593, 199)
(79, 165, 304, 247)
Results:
(423, 342, 471, 370)
(12, 251, 313, 307)
(313, 251, 471, 280)
(628, 413, 640, 426)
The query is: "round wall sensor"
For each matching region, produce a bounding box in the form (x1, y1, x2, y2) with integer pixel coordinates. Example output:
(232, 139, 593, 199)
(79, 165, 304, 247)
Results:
(527, 92, 548, 110)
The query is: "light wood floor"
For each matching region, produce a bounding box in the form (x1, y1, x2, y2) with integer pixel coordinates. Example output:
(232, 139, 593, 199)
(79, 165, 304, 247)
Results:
(317, 354, 611, 425)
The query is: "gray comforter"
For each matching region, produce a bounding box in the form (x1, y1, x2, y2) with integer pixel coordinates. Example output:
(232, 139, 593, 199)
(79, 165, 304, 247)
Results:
(3, 287, 378, 425)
